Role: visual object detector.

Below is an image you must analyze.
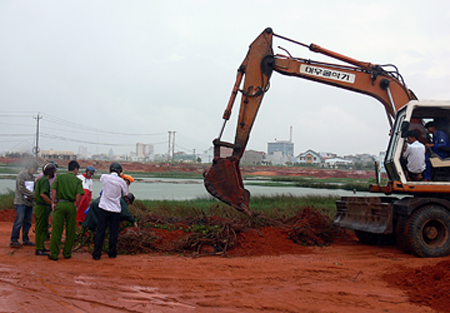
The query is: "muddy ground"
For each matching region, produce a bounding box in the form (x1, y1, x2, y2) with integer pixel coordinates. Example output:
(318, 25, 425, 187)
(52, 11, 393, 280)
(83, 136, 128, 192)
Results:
(1, 208, 450, 313)
(2, 158, 448, 312)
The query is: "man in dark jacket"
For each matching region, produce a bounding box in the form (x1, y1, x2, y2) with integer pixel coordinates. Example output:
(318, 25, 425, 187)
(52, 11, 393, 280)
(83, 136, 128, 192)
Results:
(10, 160, 39, 247)
(82, 193, 136, 230)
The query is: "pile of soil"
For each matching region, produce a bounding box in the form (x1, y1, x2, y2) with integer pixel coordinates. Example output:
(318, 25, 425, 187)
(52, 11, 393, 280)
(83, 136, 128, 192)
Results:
(226, 227, 311, 256)
(114, 207, 347, 257)
(0, 207, 16, 222)
(384, 260, 450, 313)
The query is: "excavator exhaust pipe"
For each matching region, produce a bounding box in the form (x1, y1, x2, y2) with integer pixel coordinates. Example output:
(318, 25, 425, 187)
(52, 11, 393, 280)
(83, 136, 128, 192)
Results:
(203, 140, 253, 216)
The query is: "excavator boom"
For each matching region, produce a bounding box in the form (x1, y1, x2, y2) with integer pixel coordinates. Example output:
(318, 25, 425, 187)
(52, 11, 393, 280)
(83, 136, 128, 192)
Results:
(204, 28, 416, 215)
(204, 28, 273, 215)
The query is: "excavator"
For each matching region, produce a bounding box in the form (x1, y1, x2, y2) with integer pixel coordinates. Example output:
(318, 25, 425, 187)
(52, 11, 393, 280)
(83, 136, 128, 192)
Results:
(204, 28, 450, 258)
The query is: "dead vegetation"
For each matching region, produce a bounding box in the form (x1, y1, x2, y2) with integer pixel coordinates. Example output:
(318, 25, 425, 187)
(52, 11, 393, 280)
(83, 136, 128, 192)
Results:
(73, 206, 349, 257)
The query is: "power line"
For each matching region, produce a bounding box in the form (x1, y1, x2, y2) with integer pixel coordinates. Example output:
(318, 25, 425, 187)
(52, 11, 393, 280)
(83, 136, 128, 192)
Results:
(39, 133, 168, 147)
(42, 113, 164, 136)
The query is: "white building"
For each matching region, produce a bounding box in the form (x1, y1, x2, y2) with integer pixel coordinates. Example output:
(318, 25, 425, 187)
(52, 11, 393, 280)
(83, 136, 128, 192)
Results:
(296, 149, 322, 165)
(40, 149, 76, 160)
(136, 143, 155, 159)
(265, 151, 290, 166)
(325, 158, 353, 168)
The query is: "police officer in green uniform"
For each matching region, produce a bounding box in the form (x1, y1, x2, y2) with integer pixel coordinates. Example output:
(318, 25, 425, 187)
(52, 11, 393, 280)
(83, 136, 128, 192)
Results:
(49, 160, 84, 260)
(34, 163, 57, 256)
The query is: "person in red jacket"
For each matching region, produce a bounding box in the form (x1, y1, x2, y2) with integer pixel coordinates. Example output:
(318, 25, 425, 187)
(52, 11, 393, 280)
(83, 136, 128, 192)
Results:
(76, 166, 95, 224)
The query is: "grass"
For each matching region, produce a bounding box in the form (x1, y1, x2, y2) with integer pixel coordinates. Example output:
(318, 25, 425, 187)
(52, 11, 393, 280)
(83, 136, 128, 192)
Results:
(0, 190, 340, 219)
(0, 190, 15, 210)
(131, 194, 339, 220)
(246, 176, 388, 192)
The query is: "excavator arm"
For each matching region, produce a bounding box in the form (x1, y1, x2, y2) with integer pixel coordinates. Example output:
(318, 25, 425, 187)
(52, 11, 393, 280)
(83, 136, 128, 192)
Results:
(204, 28, 417, 215)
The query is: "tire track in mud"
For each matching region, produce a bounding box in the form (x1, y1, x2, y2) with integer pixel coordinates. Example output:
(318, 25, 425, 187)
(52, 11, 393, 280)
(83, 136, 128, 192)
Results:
(0, 221, 439, 313)
(0, 263, 196, 313)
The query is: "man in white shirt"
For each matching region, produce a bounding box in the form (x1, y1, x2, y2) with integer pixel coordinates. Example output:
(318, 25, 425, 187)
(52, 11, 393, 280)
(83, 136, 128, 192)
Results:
(92, 162, 129, 260)
(404, 130, 426, 181)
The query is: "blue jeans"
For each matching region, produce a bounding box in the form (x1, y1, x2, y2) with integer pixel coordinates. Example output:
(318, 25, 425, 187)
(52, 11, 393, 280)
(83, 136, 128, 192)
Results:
(10, 204, 33, 242)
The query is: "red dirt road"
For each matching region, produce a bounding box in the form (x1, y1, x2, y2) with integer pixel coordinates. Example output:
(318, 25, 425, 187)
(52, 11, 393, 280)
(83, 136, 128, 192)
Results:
(1, 219, 449, 313)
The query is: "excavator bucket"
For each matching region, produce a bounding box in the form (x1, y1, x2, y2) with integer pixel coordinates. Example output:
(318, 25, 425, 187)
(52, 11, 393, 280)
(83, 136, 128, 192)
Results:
(204, 157, 252, 216)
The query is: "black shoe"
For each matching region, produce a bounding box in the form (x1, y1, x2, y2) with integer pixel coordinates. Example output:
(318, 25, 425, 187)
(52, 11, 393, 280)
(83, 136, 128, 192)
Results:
(10, 241, 21, 247)
(35, 250, 50, 256)
(108, 254, 116, 258)
(93, 255, 100, 260)
(48, 255, 58, 261)
(64, 255, 71, 259)
(43, 248, 50, 252)
(22, 241, 35, 246)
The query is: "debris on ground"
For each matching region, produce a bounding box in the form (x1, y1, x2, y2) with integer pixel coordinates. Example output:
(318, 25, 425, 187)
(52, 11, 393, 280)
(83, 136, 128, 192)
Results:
(384, 260, 450, 313)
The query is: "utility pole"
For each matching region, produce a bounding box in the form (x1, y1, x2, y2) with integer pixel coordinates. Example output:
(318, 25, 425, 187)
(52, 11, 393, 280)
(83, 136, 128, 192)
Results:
(193, 149, 196, 163)
(167, 131, 172, 162)
(171, 131, 176, 163)
(32, 113, 42, 159)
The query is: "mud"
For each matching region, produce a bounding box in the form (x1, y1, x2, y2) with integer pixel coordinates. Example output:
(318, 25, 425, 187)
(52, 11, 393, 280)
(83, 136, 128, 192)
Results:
(1, 205, 450, 312)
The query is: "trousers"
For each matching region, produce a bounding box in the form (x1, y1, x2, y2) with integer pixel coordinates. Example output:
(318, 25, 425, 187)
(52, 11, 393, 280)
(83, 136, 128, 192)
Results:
(93, 208, 121, 259)
(10, 205, 33, 242)
(34, 204, 50, 250)
(50, 203, 77, 259)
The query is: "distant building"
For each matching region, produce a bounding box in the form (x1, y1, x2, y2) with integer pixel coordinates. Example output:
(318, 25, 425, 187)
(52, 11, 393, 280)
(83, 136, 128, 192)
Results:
(78, 145, 88, 159)
(343, 153, 375, 164)
(265, 151, 290, 166)
(136, 143, 155, 159)
(267, 140, 294, 156)
(319, 152, 337, 160)
(241, 150, 265, 165)
(325, 158, 353, 168)
(296, 149, 321, 165)
(40, 149, 76, 160)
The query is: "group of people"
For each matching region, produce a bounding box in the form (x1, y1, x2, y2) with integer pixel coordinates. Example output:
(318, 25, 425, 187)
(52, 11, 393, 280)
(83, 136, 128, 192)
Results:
(10, 160, 136, 261)
(404, 121, 450, 181)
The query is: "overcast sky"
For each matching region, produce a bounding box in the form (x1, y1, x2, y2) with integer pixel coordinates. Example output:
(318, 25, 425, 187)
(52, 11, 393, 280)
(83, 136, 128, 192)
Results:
(1, 1, 450, 158)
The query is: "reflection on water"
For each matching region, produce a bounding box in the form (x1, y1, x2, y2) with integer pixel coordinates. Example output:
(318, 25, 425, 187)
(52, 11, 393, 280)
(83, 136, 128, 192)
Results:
(0, 178, 372, 201)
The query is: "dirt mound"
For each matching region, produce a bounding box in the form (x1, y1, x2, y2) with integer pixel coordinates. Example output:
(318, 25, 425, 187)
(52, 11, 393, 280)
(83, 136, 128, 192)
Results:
(384, 260, 450, 313)
(0, 208, 16, 222)
(112, 207, 347, 258)
(227, 227, 311, 256)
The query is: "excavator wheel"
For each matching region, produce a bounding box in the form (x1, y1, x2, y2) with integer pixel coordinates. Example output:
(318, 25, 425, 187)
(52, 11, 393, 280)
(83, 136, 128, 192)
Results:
(394, 216, 411, 254)
(404, 205, 450, 258)
(354, 230, 395, 246)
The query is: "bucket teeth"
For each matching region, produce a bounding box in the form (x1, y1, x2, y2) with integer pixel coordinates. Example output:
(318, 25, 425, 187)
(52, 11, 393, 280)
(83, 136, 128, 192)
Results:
(204, 157, 253, 216)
